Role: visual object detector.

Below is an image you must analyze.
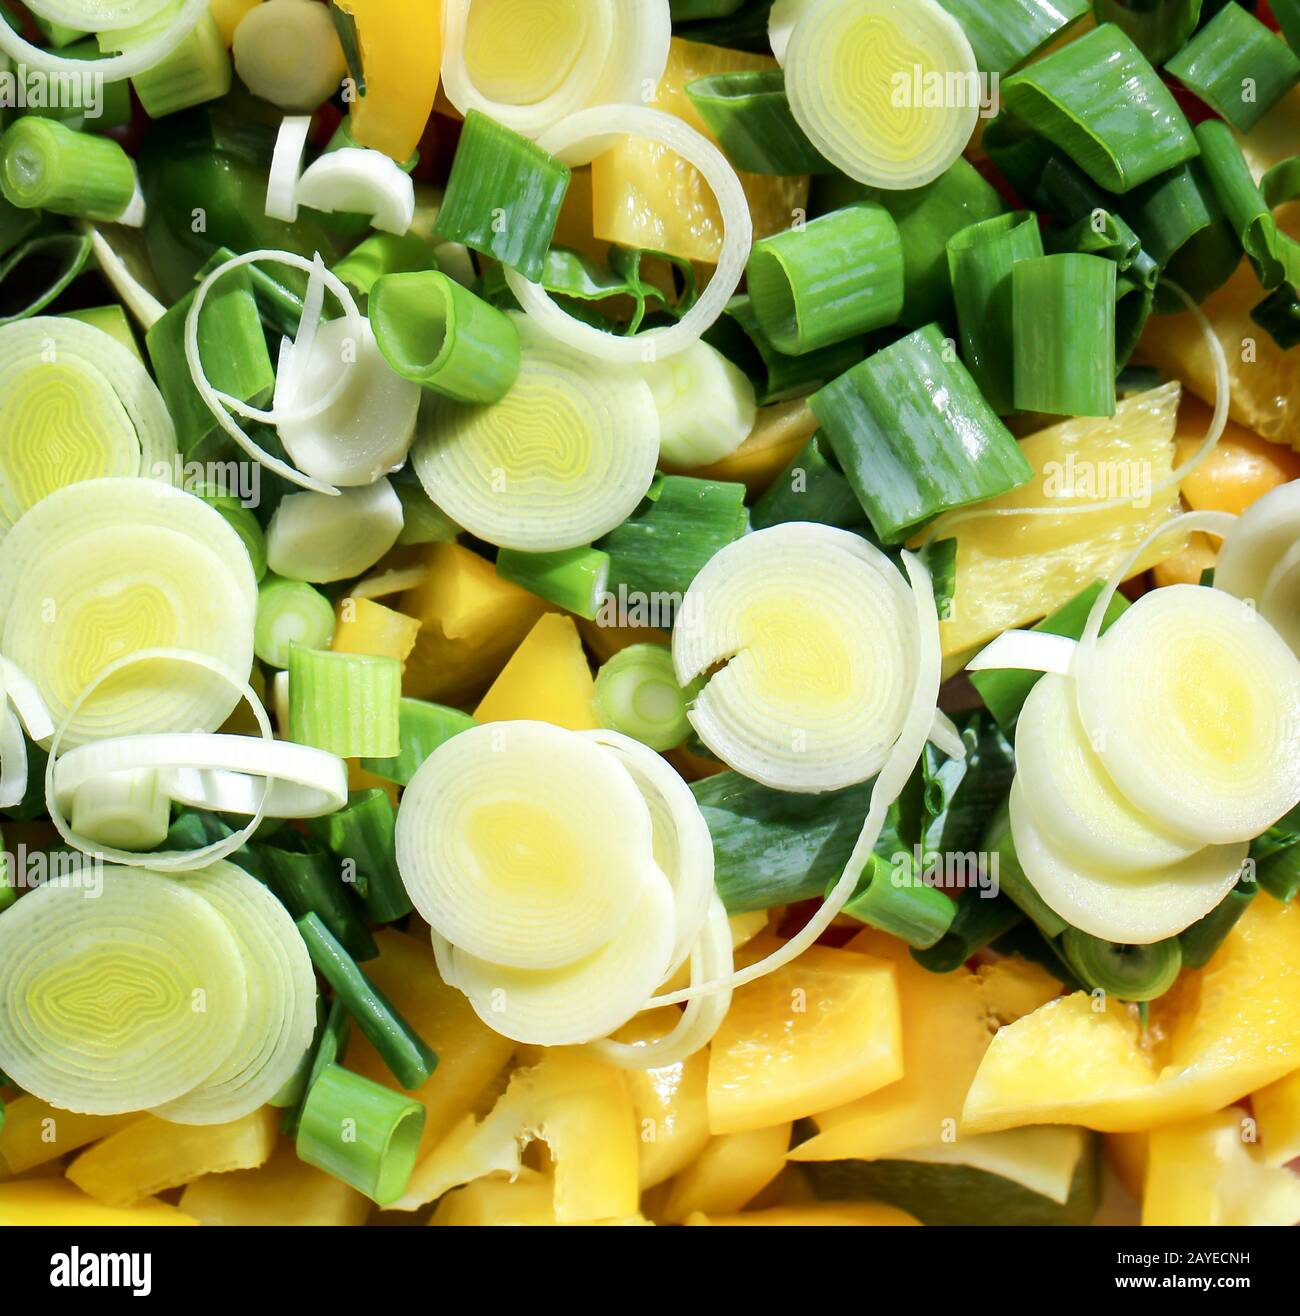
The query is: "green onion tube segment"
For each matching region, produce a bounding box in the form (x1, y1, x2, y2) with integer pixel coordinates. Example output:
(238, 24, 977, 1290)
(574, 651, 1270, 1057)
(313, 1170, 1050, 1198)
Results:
(1060, 927, 1183, 1001)
(594, 644, 692, 753)
(0, 117, 140, 224)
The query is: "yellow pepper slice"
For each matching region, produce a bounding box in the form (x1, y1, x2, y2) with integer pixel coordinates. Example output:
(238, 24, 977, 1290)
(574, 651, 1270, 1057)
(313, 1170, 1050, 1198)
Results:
(1252, 1066, 1300, 1167)
(0, 1179, 197, 1226)
(662, 1121, 792, 1222)
(474, 613, 598, 730)
(332, 597, 422, 667)
(0, 1096, 134, 1176)
(178, 1143, 370, 1226)
(336, 0, 442, 162)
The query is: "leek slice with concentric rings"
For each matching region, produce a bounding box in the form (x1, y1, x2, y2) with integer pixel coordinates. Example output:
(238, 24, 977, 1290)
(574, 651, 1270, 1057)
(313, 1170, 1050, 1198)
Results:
(672, 522, 918, 792)
(1215, 479, 1300, 653)
(412, 313, 660, 551)
(0, 479, 257, 745)
(783, 0, 980, 190)
(0, 317, 177, 536)
(0, 867, 248, 1115)
(152, 861, 317, 1125)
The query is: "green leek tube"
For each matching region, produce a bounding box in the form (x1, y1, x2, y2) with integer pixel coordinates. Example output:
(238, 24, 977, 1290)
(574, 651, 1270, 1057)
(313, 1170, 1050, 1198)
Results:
(257, 839, 379, 963)
(1012, 253, 1117, 417)
(911, 891, 1025, 974)
(935, 0, 1090, 73)
(685, 70, 832, 175)
(746, 203, 905, 356)
(333, 232, 439, 298)
(296, 1062, 425, 1204)
(371, 270, 520, 404)
(0, 117, 139, 223)
(433, 109, 570, 282)
(1001, 24, 1197, 194)
(947, 211, 1044, 415)
(359, 698, 478, 787)
(810, 323, 1034, 544)
(287, 647, 401, 759)
(750, 433, 866, 532)
(1165, 2, 1300, 132)
(837, 853, 956, 950)
(495, 545, 610, 620)
(1061, 928, 1183, 1001)
(307, 789, 411, 925)
(129, 10, 232, 119)
(296, 913, 438, 1090)
(1093, 0, 1204, 64)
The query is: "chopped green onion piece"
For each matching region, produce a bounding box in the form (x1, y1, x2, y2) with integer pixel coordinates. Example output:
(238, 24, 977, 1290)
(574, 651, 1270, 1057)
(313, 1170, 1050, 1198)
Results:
(1061, 927, 1183, 1001)
(703, 292, 866, 403)
(1001, 23, 1198, 194)
(0, 117, 138, 223)
(63, 303, 140, 357)
(129, 10, 232, 118)
(1196, 117, 1300, 291)
(684, 70, 832, 174)
(1119, 159, 1239, 309)
(1255, 829, 1300, 903)
(296, 1061, 425, 1204)
(1165, 2, 1300, 131)
(333, 232, 438, 298)
(936, 0, 1089, 72)
(810, 322, 1034, 544)
(947, 210, 1045, 414)
(280, 996, 348, 1130)
(750, 432, 867, 531)
(1094, 0, 1204, 64)
(970, 580, 1131, 731)
(433, 109, 570, 283)
(911, 891, 1025, 973)
(819, 158, 1007, 327)
(837, 852, 956, 950)
(495, 545, 610, 620)
(0, 231, 93, 325)
(296, 913, 437, 1090)
(359, 697, 478, 787)
(255, 574, 336, 669)
(287, 646, 400, 758)
(258, 838, 377, 963)
(1179, 873, 1258, 969)
(982, 796, 1069, 938)
(594, 643, 691, 752)
(1251, 281, 1300, 349)
(146, 264, 275, 462)
(746, 203, 904, 355)
(370, 270, 520, 404)
(307, 788, 411, 925)
(1274, 0, 1300, 49)
(595, 475, 748, 607)
(1012, 253, 1117, 416)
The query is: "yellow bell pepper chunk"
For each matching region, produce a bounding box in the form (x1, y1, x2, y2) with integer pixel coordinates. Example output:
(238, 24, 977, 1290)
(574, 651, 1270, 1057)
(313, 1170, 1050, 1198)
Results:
(1152, 531, 1218, 588)
(0, 1096, 134, 1175)
(590, 38, 809, 264)
(707, 943, 902, 1135)
(178, 1143, 370, 1226)
(398, 542, 549, 706)
(397, 1050, 640, 1223)
(65, 1109, 278, 1207)
(1252, 1067, 1300, 1167)
(976, 956, 1063, 1026)
(430, 1167, 652, 1226)
(963, 895, 1300, 1134)
(608, 1008, 711, 1191)
(1175, 395, 1300, 514)
(0, 1179, 197, 1226)
(209, 0, 260, 46)
(1144, 1109, 1300, 1226)
(1105, 1131, 1148, 1201)
(685, 1202, 920, 1226)
(789, 932, 993, 1163)
(336, 0, 442, 162)
(347, 928, 515, 1157)
(662, 1121, 792, 1222)
(332, 596, 422, 667)
(474, 613, 598, 730)
(683, 399, 819, 494)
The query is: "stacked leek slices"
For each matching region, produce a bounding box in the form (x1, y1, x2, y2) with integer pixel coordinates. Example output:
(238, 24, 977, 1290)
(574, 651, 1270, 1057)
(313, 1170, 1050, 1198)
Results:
(1007, 578, 1300, 944)
(394, 720, 729, 1054)
(0, 862, 316, 1121)
(1215, 479, 1300, 657)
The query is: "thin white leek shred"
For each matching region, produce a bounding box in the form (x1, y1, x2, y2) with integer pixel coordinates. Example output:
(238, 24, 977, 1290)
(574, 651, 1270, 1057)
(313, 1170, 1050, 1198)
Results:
(440, 0, 670, 159)
(265, 115, 312, 222)
(79, 222, 168, 329)
(395, 721, 731, 1059)
(503, 106, 751, 364)
(296, 148, 416, 236)
(266, 478, 405, 583)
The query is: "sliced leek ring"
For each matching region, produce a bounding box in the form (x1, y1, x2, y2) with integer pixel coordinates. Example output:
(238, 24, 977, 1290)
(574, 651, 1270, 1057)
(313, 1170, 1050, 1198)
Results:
(1009, 778, 1248, 944)
(442, 0, 670, 159)
(1215, 479, 1300, 649)
(152, 861, 317, 1125)
(1014, 673, 1200, 873)
(0, 479, 257, 745)
(784, 0, 979, 190)
(396, 720, 658, 971)
(1076, 583, 1300, 845)
(673, 522, 918, 792)
(412, 313, 660, 551)
(0, 317, 178, 536)
(0, 867, 248, 1115)
(1260, 539, 1300, 655)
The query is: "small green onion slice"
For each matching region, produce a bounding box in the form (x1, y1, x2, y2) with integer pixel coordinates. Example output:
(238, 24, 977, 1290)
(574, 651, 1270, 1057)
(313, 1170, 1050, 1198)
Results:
(1060, 927, 1183, 1002)
(594, 644, 692, 754)
(782, 0, 979, 190)
(412, 313, 659, 552)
